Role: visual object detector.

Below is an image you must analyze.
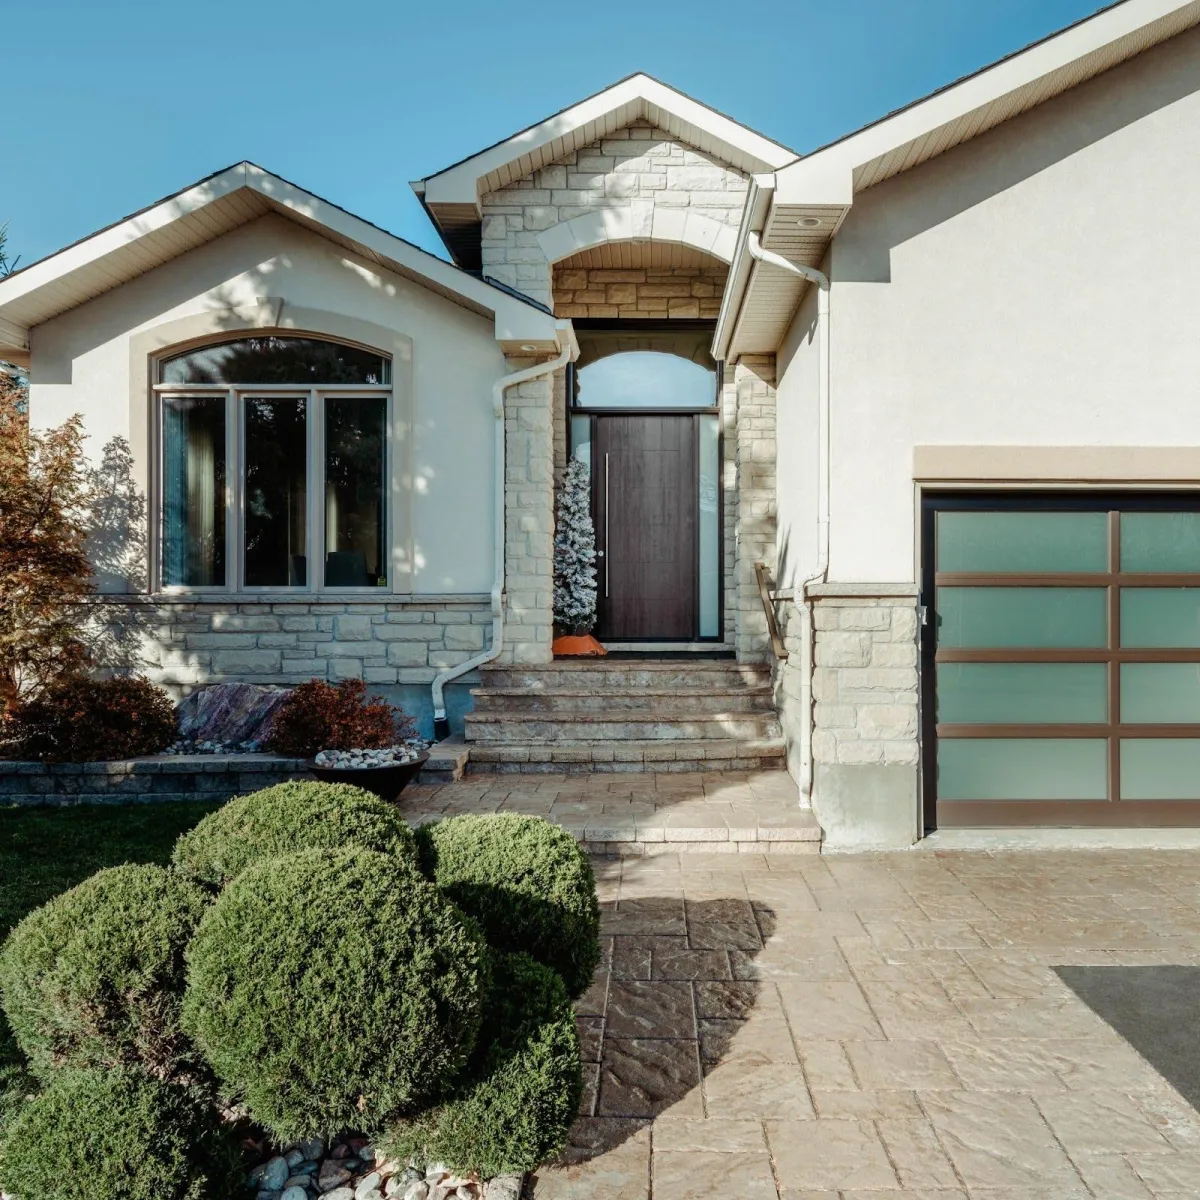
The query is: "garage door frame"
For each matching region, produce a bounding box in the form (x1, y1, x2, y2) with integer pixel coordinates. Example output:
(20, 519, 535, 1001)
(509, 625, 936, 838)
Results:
(921, 489, 1200, 830)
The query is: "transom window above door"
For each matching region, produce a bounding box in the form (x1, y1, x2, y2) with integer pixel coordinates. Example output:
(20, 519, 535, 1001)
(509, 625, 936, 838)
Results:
(571, 327, 718, 410)
(155, 336, 391, 593)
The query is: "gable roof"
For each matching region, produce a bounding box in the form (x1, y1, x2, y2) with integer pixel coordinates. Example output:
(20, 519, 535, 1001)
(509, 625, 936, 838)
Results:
(413, 72, 799, 270)
(0, 162, 562, 365)
(715, 0, 1200, 360)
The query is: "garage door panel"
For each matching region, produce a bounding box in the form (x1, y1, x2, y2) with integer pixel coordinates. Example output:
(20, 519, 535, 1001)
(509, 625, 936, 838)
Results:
(937, 587, 1107, 649)
(925, 495, 1200, 828)
(1121, 589, 1200, 647)
(937, 511, 1108, 573)
(937, 663, 1107, 724)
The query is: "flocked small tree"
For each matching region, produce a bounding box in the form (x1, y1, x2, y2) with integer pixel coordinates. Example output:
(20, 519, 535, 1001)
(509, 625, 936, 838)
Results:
(552, 456, 598, 636)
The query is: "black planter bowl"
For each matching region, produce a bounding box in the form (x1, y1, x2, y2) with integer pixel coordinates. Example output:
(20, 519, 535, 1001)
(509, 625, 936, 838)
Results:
(309, 752, 429, 801)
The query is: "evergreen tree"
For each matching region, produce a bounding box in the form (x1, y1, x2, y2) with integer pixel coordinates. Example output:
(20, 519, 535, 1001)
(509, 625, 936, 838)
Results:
(553, 456, 598, 635)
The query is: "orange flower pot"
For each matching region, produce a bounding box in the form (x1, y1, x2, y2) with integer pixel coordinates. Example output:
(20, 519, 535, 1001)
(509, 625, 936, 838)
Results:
(552, 633, 607, 657)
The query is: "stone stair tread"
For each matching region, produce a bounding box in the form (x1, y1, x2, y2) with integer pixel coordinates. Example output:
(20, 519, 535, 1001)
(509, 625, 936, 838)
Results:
(469, 737, 786, 758)
(472, 684, 774, 696)
(465, 709, 777, 722)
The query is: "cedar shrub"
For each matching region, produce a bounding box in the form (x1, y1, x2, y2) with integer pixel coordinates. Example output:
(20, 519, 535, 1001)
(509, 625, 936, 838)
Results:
(0, 864, 208, 1080)
(171, 779, 418, 889)
(416, 814, 601, 998)
(182, 846, 488, 1140)
(0, 1066, 240, 1200)
(383, 951, 582, 1177)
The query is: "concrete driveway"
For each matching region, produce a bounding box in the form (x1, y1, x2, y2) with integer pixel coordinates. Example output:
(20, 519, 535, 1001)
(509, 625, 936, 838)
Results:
(533, 847, 1200, 1199)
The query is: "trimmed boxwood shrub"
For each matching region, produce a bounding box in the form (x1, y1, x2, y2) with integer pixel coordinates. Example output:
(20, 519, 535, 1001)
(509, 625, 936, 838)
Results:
(0, 1066, 240, 1200)
(5, 675, 176, 763)
(172, 779, 418, 889)
(383, 952, 582, 1177)
(183, 846, 488, 1140)
(0, 864, 208, 1079)
(417, 814, 601, 997)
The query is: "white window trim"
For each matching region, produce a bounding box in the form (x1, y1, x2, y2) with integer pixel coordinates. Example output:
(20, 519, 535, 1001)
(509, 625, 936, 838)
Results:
(154, 381, 393, 597)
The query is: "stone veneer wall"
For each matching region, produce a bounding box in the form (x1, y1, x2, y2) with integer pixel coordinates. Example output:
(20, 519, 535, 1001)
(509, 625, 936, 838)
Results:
(552, 265, 728, 320)
(90, 598, 492, 693)
(775, 589, 921, 849)
(732, 356, 777, 660)
(480, 121, 748, 310)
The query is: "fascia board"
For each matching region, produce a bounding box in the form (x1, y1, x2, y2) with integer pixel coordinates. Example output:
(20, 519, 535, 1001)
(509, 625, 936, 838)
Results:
(712, 174, 774, 362)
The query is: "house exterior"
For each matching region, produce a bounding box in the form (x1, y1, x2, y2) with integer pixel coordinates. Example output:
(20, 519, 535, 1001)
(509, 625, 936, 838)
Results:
(6, 0, 1200, 846)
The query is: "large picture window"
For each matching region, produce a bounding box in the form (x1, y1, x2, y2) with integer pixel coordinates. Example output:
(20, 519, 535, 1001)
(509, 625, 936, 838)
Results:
(156, 336, 390, 592)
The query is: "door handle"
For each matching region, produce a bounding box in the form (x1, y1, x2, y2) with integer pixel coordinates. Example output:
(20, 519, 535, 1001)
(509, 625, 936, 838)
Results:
(604, 452, 610, 598)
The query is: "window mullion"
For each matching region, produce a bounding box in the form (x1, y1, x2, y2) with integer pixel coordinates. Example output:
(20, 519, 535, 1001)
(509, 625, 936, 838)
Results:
(229, 388, 239, 593)
(310, 389, 321, 595)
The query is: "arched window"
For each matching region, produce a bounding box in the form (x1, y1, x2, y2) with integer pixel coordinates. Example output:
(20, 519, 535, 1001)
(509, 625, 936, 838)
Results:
(571, 328, 717, 410)
(156, 336, 391, 592)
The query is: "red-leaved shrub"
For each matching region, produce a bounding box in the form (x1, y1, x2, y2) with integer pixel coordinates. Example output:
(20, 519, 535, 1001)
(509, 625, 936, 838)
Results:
(4, 675, 176, 763)
(264, 679, 413, 758)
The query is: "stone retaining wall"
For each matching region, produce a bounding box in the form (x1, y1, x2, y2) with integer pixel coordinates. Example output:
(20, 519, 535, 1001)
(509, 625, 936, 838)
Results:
(0, 756, 311, 807)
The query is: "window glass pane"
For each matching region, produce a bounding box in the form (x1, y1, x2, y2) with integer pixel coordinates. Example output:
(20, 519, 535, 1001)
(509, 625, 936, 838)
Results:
(573, 328, 716, 409)
(569, 415, 591, 472)
(1121, 739, 1200, 800)
(937, 663, 1106, 724)
(1121, 512, 1200, 573)
(936, 511, 1108, 573)
(1120, 589, 1200, 647)
(937, 588, 1107, 648)
(162, 397, 225, 587)
(162, 337, 389, 385)
(938, 739, 1108, 800)
(244, 398, 307, 586)
(325, 397, 387, 588)
(1121, 663, 1200, 723)
(699, 415, 720, 638)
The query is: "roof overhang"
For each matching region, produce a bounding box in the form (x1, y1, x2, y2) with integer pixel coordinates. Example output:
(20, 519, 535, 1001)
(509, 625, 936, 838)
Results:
(0, 163, 565, 366)
(413, 73, 798, 269)
(715, 0, 1200, 361)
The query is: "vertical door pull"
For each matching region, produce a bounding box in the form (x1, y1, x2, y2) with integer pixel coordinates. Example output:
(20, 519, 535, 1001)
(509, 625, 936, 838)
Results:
(604, 452, 610, 598)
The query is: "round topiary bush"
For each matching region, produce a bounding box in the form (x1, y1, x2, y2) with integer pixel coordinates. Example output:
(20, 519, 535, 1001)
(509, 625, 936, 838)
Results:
(0, 864, 208, 1079)
(182, 846, 488, 1140)
(383, 951, 582, 1177)
(171, 779, 418, 889)
(417, 814, 601, 998)
(0, 1066, 240, 1200)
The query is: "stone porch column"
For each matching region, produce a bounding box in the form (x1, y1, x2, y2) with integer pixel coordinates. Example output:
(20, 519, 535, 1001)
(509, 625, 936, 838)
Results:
(500, 359, 555, 664)
(733, 355, 777, 662)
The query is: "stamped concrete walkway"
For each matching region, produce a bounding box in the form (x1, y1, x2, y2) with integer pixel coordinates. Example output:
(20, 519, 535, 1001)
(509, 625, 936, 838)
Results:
(531, 845, 1200, 1199)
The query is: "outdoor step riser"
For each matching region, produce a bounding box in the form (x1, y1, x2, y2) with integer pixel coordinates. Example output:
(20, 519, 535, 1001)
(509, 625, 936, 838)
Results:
(482, 668, 771, 691)
(470, 693, 776, 715)
(464, 717, 783, 743)
(468, 756, 785, 775)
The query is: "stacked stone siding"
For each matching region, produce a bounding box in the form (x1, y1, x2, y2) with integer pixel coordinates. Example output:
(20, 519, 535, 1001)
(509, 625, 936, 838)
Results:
(480, 122, 748, 310)
(553, 265, 728, 320)
(501, 362, 555, 663)
(811, 596, 920, 767)
(733, 356, 777, 660)
(90, 598, 491, 694)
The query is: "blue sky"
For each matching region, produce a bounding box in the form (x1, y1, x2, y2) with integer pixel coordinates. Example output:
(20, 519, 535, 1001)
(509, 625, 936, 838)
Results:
(5, 0, 1114, 269)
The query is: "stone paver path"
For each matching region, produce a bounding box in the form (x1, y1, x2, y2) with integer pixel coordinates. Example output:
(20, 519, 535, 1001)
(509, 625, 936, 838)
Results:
(532, 847, 1200, 1199)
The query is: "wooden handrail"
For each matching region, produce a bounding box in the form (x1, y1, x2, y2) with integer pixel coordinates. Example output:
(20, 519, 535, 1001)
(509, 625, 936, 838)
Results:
(754, 561, 789, 661)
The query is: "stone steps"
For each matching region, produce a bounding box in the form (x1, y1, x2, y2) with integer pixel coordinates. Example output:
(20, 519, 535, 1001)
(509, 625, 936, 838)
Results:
(467, 737, 787, 774)
(482, 661, 770, 691)
(470, 686, 775, 715)
(465, 711, 782, 743)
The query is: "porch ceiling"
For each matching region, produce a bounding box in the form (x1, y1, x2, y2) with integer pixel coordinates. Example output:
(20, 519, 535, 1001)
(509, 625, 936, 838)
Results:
(556, 242, 729, 272)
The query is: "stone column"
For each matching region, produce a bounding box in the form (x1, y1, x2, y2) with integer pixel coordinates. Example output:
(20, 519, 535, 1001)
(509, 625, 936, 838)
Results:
(733, 355, 777, 662)
(500, 359, 555, 664)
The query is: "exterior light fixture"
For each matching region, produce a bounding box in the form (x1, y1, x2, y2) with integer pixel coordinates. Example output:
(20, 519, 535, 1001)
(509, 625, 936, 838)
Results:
(520, 344, 539, 352)
(797, 216, 822, 228)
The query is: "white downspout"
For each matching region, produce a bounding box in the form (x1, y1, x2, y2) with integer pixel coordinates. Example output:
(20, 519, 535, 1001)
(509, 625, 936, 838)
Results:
(746, 231, 830, 804)
(431, 344, 573, 740)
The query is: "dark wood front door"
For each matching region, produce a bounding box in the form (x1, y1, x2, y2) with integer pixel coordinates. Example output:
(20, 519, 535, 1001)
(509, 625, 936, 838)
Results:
(594, 415, 697, 640)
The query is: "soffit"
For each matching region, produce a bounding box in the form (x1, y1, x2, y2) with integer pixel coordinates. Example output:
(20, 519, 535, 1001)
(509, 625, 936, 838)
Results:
(555, 242, 728, 271)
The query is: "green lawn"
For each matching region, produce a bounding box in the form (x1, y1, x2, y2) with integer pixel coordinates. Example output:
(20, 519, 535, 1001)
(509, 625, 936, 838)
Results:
(0, 801, 220, 1131)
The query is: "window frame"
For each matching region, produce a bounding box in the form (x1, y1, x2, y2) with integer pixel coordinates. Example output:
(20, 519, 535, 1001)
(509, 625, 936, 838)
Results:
(153, 378, 392, 596)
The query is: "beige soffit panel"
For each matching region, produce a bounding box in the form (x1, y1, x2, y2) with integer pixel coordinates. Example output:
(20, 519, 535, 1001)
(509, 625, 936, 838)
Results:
(914, 445, 1200, 482)
(0, 163, 562, 359)
(554, 242, 729, 272)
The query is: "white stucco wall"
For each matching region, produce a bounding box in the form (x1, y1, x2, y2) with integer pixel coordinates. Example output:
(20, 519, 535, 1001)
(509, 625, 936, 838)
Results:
(777, 23, 1200, 585)
(27, 213, 505, 595)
